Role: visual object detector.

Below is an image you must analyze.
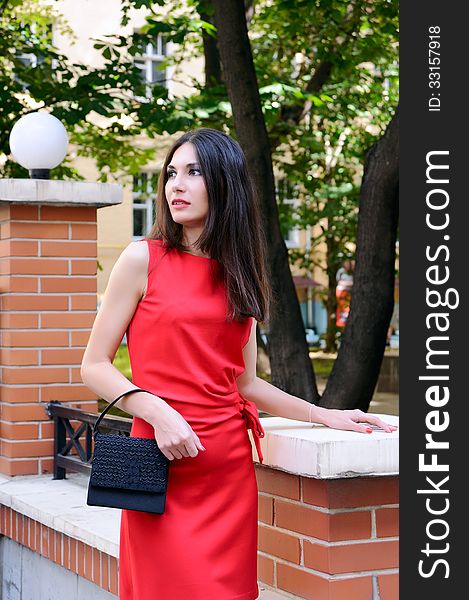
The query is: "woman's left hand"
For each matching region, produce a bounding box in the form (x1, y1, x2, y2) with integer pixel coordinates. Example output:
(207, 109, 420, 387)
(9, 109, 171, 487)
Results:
(320, 408, 398, 434)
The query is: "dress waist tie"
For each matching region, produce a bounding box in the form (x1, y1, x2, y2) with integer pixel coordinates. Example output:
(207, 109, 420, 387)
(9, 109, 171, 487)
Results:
(237, 395, 265, 464)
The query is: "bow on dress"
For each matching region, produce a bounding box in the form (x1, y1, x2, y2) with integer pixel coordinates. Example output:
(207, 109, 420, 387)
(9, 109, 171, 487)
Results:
(237, 395, 265, 464)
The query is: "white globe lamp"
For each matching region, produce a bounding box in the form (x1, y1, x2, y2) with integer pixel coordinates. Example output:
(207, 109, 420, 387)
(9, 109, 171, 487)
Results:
(9, 112, 69, 179)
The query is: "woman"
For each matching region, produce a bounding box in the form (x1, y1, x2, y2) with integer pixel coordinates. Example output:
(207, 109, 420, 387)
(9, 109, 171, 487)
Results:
(336, 258, 354, 328)
(81, 128, 397, 600)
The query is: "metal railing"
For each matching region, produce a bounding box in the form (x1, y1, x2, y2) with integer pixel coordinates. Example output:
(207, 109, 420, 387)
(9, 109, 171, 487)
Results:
(45, 401, 131, 480)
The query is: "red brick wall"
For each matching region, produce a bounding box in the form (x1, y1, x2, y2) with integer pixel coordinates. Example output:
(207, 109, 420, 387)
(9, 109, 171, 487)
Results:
(256, 465, 399, 600)
(0, 203, 99, 476)
(0, 505, 118, 595)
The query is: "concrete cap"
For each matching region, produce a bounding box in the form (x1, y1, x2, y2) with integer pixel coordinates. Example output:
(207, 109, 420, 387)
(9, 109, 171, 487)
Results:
(253, 414, 399, 478)
(0, 179, 122, 208)
(0, 472, 120, 556)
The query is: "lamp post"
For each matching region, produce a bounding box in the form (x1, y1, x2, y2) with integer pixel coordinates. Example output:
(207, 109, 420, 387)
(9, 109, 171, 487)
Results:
(9, 112, 68, 179)
(1, 112, 123, 483)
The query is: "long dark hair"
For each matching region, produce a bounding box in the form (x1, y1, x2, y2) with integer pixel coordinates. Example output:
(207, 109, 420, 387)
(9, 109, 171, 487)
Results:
(147, 128, 272, 325)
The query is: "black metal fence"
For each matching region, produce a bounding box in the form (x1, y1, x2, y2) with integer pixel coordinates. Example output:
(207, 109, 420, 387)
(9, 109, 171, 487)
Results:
(45, 401, 131, 480)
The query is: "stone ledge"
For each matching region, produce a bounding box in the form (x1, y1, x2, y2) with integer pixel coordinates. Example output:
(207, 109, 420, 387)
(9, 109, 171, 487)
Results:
(0, 179, 122, 208)
(254, 413, 399, 479)
(0, 472, 119, 557)
(0, 473, 295, 599)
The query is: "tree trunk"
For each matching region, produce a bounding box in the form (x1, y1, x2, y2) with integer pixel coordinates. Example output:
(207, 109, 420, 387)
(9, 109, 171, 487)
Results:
(325, 235, 339, 353)
(198, 3, 223, 88)
(211, 0, 320, 402)
(320, 108, 399, 410)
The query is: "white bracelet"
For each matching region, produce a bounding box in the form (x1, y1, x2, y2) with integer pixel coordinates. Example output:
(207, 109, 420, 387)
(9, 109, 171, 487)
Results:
(308, 403, 315, 423)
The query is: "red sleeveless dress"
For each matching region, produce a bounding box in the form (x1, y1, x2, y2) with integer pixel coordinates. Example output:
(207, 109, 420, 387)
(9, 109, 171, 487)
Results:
(119, 238, 265, 600)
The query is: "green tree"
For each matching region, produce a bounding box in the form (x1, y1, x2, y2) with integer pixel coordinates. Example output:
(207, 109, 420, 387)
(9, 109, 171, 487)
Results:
(0, 0, 154, 180)
(208, 0, 398, 409)
(248, 0, 398, 352)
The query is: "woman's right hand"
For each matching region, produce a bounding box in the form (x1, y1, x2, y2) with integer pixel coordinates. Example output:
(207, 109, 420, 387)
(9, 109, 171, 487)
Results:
(149, 401, 206, 461)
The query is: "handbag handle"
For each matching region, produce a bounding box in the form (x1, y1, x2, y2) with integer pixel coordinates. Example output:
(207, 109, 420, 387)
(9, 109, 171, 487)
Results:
(93, 387, 156, 436)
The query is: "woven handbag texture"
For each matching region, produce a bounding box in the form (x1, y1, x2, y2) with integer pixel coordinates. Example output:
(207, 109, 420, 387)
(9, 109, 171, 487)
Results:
(90, 433, 169, 493)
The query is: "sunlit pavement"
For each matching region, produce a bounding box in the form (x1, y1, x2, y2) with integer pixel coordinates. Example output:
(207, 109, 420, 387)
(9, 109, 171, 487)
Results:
(369, 391, 399, 416)
(316, 382, 399, 416)
(258, 586, 292, 599)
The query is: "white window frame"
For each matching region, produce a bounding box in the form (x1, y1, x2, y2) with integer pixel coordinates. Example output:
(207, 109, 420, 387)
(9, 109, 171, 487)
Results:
(282, 197, 301, 248)
(132, 172, 159, 240)
(14, 22, 52, 82)
(276, 179, 301, 248)
(134, 33, 168, 99)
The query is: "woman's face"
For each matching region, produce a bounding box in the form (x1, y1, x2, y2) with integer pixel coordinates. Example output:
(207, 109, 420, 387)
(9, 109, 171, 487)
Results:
(165, 142, 209, 230)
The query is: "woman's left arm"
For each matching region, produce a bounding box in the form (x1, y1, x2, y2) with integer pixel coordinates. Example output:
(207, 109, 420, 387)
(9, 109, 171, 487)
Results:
(236, 319, 398, 435)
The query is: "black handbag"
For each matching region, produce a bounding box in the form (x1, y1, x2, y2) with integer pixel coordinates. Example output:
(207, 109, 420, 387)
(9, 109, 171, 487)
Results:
(86, 388, 170, 514)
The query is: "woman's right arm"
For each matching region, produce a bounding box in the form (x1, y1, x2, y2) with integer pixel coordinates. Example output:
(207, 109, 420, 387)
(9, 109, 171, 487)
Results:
(80, 241, 205, 460)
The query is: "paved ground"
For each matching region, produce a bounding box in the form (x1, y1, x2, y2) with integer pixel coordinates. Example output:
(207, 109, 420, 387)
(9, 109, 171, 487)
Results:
(258, 586, 293, 599)
(369, 391, 399, 416)
(316, 381, 399, 416)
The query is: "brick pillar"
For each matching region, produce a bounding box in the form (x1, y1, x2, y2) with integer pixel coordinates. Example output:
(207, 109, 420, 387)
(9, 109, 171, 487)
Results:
(0, 179, 122, 477)
(256, 466, 399, 600)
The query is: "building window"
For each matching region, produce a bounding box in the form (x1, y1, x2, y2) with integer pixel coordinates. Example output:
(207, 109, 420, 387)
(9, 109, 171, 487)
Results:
(276, 178, 300, 248)
(13, 23, 52, 87)
(16, 51, 40, 69)
(132, 172, 158, 238)
(134, 34, 167, 98)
